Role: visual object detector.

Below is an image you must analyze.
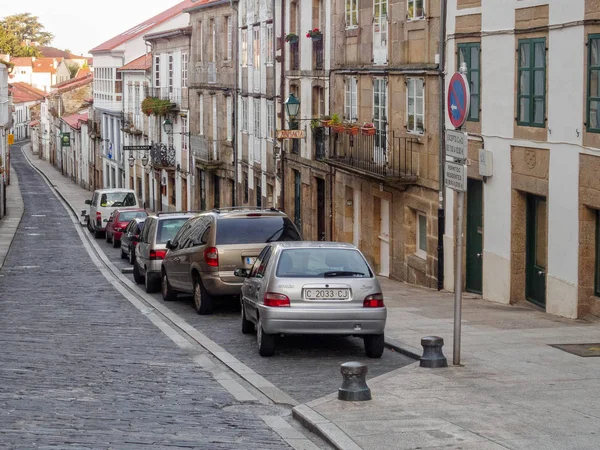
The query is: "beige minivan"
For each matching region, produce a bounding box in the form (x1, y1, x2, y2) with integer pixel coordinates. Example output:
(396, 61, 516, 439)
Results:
(161, 208, 302, 315)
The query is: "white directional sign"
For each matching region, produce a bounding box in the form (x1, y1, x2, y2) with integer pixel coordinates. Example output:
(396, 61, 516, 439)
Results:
(445, 129, 467, 160)
(444, 160, 467, 192)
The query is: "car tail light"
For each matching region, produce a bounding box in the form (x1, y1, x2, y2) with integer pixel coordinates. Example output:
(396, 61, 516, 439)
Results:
(96, 212, 102, 223)
(363, 294, 385, 308)
(264, 292, 290, 307)
(204, 247, 219, 267)
(150, 249, 167, 260)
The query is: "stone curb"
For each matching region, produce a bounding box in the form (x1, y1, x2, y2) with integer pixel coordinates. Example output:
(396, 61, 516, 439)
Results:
(292, 404, 363, 450)
(384, 336, 422, 360)
(0, 165, 24, 271)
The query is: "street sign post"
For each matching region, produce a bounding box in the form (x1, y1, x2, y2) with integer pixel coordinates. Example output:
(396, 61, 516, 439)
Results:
(447, 72, 470, 129)
(446, 66, 471, 366)
(276, 129, 305, 140)
(445, 129, 467, 160)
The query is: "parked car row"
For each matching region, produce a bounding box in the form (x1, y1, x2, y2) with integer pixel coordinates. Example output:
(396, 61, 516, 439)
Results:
(84, 188, 387, 358)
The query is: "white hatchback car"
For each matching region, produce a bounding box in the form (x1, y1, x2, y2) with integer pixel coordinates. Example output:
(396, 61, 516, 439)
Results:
(85, 189, 140, 238)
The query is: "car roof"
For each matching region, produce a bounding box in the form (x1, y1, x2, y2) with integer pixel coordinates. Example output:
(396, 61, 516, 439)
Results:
(94, 188, 136, 194)
(208, 208, 288, 219)
(271, 241, 358, 250)
(147, 212, 197, 221)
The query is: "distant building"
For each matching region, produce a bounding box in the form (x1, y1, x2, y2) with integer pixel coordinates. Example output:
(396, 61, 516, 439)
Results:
(8, 57, 71, 92)
(8, 82, 46, 140)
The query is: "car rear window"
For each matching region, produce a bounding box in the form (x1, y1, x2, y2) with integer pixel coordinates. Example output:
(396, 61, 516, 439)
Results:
(119, 211, 147, 222)
(156, 218, 190, 244)
(276, 248, 372, 278)
(215, 216, 301, 245)
(100, 192, 137, 207)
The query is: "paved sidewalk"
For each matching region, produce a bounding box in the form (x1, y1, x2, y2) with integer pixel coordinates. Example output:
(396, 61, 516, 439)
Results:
(0, 165, 23, 270)
(20, 143, 600, 449)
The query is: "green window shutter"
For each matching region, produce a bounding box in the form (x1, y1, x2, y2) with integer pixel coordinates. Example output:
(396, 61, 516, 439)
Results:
(517, 38, 546, 128)
(457, 42, 481, 122)
(587, 35, 600, 133)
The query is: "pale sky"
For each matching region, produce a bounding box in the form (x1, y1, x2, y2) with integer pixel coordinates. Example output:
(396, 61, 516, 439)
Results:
(2, 0, 182, 56)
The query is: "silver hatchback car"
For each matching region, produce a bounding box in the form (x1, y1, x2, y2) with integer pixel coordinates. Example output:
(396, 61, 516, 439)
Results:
(236, 242, 387, 357)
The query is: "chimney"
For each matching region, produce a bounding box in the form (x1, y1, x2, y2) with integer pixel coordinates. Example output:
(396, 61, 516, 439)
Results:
(53, 58, 58, 69)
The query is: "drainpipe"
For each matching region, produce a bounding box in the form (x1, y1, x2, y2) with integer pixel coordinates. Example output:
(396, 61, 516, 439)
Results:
(437, 0, 447, 291)
(272, 0, 277, 209)
(278, 0, 286, 211)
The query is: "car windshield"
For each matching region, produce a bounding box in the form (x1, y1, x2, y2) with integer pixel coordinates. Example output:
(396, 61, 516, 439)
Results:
(275, 248, 372, 278)
(216, 217, 301, 245)
(157, 218, 190, 244)
(100, 192, 136, 207)
(119, 211, 147, 222)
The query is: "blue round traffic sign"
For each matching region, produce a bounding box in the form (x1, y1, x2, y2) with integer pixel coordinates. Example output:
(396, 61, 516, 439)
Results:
(447, 72, 470, 129)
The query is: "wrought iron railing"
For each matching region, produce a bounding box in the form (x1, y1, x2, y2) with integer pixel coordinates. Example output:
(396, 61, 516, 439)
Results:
(150, 142, 176, 168)
(313, 126, 326, 160)
(328, 129, 418, 181)
(290, 41, 300, 71)
(190, 134, 219, 163)
(144, 86, 182, 106)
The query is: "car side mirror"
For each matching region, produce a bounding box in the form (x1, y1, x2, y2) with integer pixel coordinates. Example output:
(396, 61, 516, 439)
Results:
(80, 209, 87, 217)
(165, 240, 173, 250)
(85, 199, 91, 205)
(234, 268, 249, 278)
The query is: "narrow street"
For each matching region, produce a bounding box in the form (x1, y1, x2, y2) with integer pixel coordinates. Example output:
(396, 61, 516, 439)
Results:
(0, 144, 296, 449)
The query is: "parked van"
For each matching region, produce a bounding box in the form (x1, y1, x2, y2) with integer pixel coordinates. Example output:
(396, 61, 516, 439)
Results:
(85, 189, 139, 238)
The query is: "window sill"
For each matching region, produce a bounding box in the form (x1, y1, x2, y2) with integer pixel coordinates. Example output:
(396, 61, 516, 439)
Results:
(516, 122, 545, 129)
(407, 130, 425, 137)
(345, 28, 359, 38)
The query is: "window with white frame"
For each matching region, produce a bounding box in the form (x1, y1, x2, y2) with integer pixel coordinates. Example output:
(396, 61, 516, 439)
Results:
(242, 97, 249, 132)
(267, 100, 274, 140)
(199, 94, 204, 135)
(168, 54, 174, 92)
(345, 0, 358, 28)
(254, 98, 261, 138)
(416, 212, 427, 259)
(134, 82, 140, 114)
(182, 52, 188, 88)
(345, 76, 358, 121)
(253, 27, 260, 67)
(242, 29, 248, 66)
(266, 23, 274, 65)
(407, 0, 424, 20)
(226, 16, 233, 61)
(226, 96, 233, 141)
(182, 115, 188, 151)
(127, 83, 133, 110)
(197, 21, 203, 62)
(210, 19, 216, 62)
(154, 56, 160, 87)
(407, 77, 424, 134)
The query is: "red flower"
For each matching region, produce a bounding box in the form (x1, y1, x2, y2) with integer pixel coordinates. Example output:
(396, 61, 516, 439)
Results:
(313, 28, 319, 32)
(306, 33, 311, 38)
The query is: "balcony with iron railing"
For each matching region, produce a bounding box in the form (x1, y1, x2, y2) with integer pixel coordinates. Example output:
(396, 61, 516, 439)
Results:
(327, 128, 418, 185)
(150, 142, 176, 169)
(144, 86, 182, 110)
(289, 41, 300, 71)
(190, 134, 222, 166)
(312, 37, 324, 71)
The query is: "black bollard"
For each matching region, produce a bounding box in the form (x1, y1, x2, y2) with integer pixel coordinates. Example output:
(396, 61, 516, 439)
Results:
(338, 361, 371, 401)
(420, 336, 448, 368)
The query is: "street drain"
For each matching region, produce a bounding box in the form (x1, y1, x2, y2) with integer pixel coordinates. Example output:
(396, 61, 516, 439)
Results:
(550, 343, 600, 357)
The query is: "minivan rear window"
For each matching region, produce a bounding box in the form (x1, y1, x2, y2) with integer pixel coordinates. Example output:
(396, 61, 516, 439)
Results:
(100, 192, 136, 207)
(216, 217, 301, 245)
(157, 218, 190, 244)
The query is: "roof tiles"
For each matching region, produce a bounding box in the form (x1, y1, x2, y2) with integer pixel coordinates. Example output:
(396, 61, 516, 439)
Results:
(9, 82, 47, 103)
(118, 54, 152, 71)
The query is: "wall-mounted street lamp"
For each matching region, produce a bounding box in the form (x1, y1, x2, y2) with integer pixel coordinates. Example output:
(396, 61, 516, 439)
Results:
(162, 118, 173, 134)
(284, 93, 300, 122)
(128, 154, 135, 167)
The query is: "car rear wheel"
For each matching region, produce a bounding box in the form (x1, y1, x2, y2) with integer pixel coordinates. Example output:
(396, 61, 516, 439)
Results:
(106, 232, 112, 244)
(94, 227, 102, 239)
(133, 261, 144, 284)
(241, 302, 254, 334)
(120, 247, 127, 259)
(128, 249, 135, 265)
(364, 334, 385, 358)
(112, 237, 120, 248)
(257, 317, 275, 357)
(193, 276, 213, 315)
(161, 270, 177, 301)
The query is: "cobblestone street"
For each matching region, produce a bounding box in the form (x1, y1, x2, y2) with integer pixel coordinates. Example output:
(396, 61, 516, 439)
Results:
(0, 145, 294, 449)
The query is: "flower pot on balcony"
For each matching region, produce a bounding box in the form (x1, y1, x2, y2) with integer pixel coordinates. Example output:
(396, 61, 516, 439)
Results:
(331, 124, 345, 133)
(345, 126, 359, 136)
(361, 126, 376, 136)
(321, 120, 332, 128)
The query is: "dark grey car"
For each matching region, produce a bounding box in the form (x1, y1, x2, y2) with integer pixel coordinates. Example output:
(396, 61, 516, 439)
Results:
(120, 218, 145, 265)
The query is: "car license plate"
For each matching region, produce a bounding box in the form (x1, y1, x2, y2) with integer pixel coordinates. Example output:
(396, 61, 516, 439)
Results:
(245, 257, 256, 265)
(304, 288, 350, 301)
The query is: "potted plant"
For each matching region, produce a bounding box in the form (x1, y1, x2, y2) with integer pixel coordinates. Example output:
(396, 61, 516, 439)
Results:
(306, 28, 322, 40)
(330, 113, 344, 133)
(285, 33, 299, 43)
(320, 114, 332, 127)
(345, 121, 360, 136)
(361, 122, 376, 136)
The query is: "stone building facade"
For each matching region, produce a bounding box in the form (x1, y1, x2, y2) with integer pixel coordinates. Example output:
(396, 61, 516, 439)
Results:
(444, 0, 600, 318)
(326, 0, 442, 287)
(186, 0, 237, 211)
